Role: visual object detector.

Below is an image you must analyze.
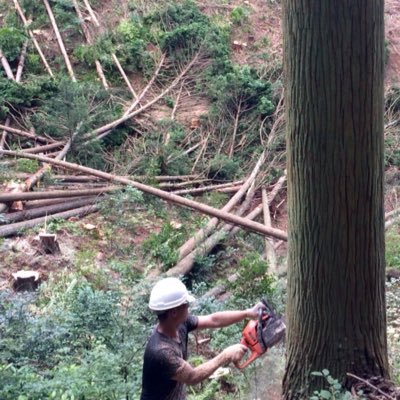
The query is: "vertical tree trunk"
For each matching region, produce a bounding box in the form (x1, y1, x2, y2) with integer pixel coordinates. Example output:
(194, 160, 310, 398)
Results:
(282, 1, 388, 398)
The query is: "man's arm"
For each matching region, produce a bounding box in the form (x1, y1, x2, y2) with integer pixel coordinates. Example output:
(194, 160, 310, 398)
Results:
(172, 344, 247, 386)
(196, 302, 265, 330)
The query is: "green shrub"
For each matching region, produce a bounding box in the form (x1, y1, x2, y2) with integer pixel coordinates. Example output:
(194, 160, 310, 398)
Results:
(142, 222, 186, 269)
(230, 6, 250, 25)
(310, 370, 362, 400)
(0, 27, 26, 62)
(0, 279, 153, 400)
(208, 155, 241, 180)
(229, 252, 275, 302)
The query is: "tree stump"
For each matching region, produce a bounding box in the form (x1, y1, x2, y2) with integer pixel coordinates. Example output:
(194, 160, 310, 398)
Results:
(12, 270, 40, 291)
(39, 233, 61, 254)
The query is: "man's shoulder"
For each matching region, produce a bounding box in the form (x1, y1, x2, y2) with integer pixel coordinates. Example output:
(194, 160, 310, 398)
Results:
(184, 314, 199, 332)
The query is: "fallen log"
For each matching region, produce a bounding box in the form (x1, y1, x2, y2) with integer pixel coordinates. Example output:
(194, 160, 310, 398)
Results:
(15, 39, 28, 82)
(13, 0, 54, 77)
(43, 0, 76, 81)
(0, 186, 120, 202)
(2, 196, 98, 224)
(21, 142, 65, 154)
(0, 124, 56, 144)
(160, 179, 212, 189)
(0, 48, 15, 80)
(177, 151, 267, 260)
(25, 197, 90, 209)
(230, 173, 287, 236)
(167, 181, 257, 276)
(0, 150, 288, 240)
(0, 203, 100, 237)
(0, 135, 75, 212)
(171, 180, 243, 195)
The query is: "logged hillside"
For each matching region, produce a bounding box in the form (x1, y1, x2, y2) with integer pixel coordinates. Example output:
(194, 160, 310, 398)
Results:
(0, 1, 400, 399)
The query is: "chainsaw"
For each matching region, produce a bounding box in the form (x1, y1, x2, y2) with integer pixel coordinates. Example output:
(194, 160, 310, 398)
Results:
(236, 298, 286, 369)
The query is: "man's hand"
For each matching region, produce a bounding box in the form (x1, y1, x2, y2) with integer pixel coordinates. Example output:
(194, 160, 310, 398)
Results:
(222, 344, 248, 363)
(246, 302, 267, 319)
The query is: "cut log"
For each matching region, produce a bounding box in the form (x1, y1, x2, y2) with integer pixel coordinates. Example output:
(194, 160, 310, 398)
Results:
(0, 150, 288, 240)
(12, 270, 40, 291)
(2, 196, 98, 224)
(0, 186, 120, 202)
(0, 203, 100, 237)
(39, 232, 61, 254)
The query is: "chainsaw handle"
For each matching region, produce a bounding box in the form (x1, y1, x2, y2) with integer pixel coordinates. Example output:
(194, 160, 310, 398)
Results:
(234, 349, 261, 370)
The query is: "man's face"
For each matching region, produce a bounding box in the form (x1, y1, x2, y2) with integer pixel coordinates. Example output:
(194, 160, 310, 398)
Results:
(175, 302, 189, 323)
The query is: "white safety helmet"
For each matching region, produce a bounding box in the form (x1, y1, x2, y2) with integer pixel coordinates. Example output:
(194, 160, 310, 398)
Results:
(149, 277, 195, 311)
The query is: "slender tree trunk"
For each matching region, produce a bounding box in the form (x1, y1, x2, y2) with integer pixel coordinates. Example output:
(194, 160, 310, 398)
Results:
(42, 0, 76, 81)
(282, 1, 388, 398)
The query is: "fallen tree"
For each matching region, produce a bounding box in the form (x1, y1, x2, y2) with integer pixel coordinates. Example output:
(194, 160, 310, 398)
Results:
(0, 186, 120, 202)
(0, 204, 100, 237)
(0, 150, 288, 240)
(177, 151, 267, 260)
(166, 180, 258, 276)
(2, 196, 98, 224)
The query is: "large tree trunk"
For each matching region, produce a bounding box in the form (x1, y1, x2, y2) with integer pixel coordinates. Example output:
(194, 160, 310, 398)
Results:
(282, 1, 388, 398)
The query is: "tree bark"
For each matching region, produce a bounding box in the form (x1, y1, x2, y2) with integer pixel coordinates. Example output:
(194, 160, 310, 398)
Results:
(282, 1, 388, 398)
(0, 150, 288, 240)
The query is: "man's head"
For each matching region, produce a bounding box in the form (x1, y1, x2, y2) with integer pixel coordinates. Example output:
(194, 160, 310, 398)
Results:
(149, 278, 195, 322)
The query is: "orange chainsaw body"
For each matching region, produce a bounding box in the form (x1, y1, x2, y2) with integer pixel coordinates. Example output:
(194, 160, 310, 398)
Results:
(237, 316, 269, 369)
(236, 299, 286, 370)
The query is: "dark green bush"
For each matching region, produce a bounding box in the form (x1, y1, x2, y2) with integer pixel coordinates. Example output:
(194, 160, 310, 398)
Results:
(0, 27, 26, 62)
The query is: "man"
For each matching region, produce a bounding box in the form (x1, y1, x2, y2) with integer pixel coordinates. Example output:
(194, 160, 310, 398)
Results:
(140, 277, 265, 400)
